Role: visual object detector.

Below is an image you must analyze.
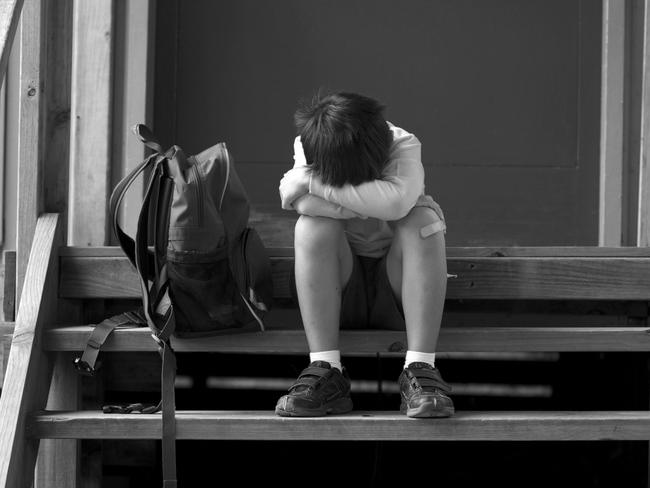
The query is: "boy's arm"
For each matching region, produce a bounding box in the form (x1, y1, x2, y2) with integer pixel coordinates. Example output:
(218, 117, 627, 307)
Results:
(279, 165, 310, 210)
(279, 137, 359, 219)
(294, 132, 425, 221)
(281, 135, 425, 221)
(291, 194, 361, 219)
(309, 159, 424, 221)
(278, 136, 312, 210)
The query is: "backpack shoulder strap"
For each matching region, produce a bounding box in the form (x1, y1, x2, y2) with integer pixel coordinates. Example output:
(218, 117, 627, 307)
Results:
(73, 309, 147, 375)
(109, 152, 158, 269)
(108, 124, 167, 273)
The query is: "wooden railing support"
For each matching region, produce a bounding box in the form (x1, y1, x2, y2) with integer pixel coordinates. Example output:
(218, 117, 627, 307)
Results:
(0, 214, 61, 488)
(35, 353, 80, 488)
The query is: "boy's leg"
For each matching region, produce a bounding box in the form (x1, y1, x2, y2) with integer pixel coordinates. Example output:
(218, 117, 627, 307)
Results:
(294, 215, 354, 352)
(275, 215, 354, 417)
(385, 206, 453, 418)
(385, 207, 447, 352)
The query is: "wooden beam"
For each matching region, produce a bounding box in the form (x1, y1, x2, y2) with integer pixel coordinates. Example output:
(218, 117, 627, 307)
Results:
(41, 0, 72, 232)
(0, 55, 6, 247)
(0, 0, 24, 81)
(28, 410, 650, 441)
(43, 326, 650, 353)
(68, 0, 114, 246)
(16, 0, 46, 309)
(30, 5, 73, 485)
(0, 321, 14, 387)
(111, 0, 153, 241)
(0, 214, 61, 488)
(35, 354, 79, 488)
(638, 0, 650, 245)
(600, 0, 625, 245)
(59, 254, 650, 300)
(3, 28, 18, 255)
(58, 245, 650, 258)
(1, 251, 15, 321)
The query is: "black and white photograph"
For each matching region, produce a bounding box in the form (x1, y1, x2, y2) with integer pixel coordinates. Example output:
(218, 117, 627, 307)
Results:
(1, 1, 650, 486)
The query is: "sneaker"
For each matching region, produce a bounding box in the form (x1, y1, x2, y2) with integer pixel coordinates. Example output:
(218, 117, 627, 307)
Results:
(398, 362, 454, 418)
(275, 361, 353, 417)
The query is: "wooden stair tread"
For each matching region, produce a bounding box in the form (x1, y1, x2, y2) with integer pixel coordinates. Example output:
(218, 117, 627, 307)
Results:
(30, 410, 650, 441)
(59, 245, 650, 258)
(44, 325, 650, 353)
(60, 252, 650, 300)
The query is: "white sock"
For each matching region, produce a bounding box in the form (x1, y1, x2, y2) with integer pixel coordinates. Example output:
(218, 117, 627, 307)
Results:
(404, 350, 436, 369)
(310, 350, 342, 372)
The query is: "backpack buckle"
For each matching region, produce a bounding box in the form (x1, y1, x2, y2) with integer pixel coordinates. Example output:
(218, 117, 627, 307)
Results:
(73, 356, 97, 377)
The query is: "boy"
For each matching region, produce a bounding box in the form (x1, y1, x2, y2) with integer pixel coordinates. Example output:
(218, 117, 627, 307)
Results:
(276, 92, 453, 418)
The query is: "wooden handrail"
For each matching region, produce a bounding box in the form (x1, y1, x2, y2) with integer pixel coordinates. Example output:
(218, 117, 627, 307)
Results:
(0, 0, 24, 80)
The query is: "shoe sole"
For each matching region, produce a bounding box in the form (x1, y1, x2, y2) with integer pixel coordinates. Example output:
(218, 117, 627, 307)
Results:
(401, 401, 455, 418)
(275, 397, 353, 417)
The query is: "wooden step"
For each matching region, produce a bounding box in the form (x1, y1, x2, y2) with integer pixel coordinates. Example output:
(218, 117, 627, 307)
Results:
(59, 247, 650, 300)
(29, 410, 650, 441)
(43, 325, 650, 353)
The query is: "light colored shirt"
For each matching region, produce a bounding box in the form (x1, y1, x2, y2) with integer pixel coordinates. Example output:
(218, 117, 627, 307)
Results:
(283, 122, 443, 257)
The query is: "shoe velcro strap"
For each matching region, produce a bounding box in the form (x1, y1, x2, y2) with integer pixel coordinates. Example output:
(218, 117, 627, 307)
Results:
(289, 380, 318, 391)
(416, 377, 452, 394)
(288, 366, 331, 391)
(289, 376, 325, 391)
(409, 369, 452, 392)
(299, 366, 331, 378)
(411, 368, 442, 380)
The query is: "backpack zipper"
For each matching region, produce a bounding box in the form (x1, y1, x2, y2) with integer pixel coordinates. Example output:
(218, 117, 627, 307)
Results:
(240, 227, 251, 291)
(238, 227, 265, 331)
(218, 143, 230, 212)
(189, 158, 204, 226)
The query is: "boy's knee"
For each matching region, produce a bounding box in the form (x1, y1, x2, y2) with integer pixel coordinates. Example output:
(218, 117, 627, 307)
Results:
(394, 207, 445, 241)
(294, 215, 345, 250)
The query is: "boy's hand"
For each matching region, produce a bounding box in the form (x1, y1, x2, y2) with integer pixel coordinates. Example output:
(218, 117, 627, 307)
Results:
(292, 194, 362, 219)
(279, 166, 311, 209)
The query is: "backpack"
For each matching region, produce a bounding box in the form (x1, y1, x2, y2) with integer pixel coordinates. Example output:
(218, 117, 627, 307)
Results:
(74, 124, 273, 487)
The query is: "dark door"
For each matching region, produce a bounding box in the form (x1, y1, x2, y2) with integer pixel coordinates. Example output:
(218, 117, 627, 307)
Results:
(154, 0, 601, 246)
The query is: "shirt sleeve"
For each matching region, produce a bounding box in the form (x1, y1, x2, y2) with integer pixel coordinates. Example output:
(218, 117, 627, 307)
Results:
(308, 161, 424, 221)
(293, 136, 307, 169)
(278, 137, 311, 210)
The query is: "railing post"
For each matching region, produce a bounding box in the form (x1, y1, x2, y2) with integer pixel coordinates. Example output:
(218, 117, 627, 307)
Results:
(16, 0, 46, 308)
(599, 0, 625, 246)
(67, 0, 114, 246)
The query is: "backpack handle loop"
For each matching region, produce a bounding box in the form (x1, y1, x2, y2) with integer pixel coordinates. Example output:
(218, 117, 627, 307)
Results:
(132, 123, 164, 153)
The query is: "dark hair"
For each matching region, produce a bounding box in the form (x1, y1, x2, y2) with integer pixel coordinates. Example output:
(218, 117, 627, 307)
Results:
(294, 91, 391, 187)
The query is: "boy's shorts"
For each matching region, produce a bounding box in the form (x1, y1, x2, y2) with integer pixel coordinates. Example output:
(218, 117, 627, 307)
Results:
(339, 199, 446, 330)
(340, 254, 405, 330)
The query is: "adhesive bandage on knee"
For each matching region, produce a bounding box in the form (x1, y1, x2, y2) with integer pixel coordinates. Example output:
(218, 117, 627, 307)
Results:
(418, 220, 454, 278)
(419, 221, 446, 239)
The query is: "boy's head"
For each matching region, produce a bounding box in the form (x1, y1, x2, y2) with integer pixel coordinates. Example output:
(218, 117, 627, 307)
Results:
(294, 91, 391, 187)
